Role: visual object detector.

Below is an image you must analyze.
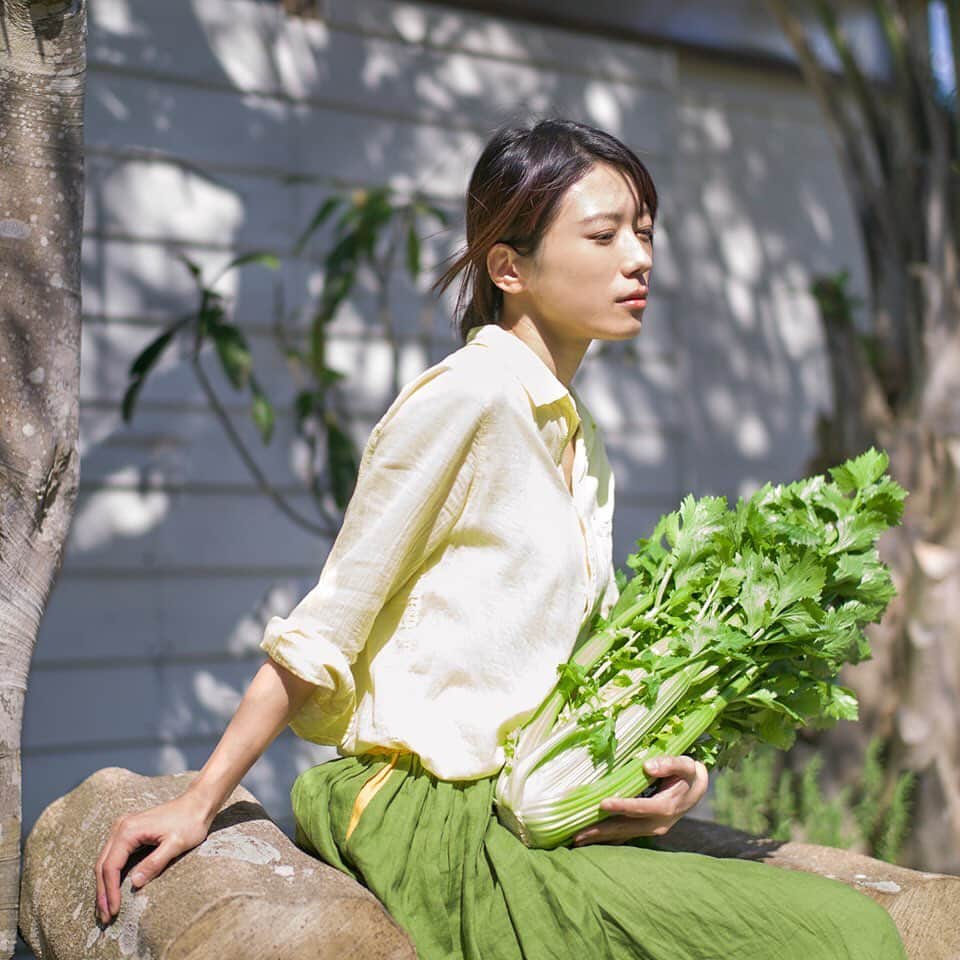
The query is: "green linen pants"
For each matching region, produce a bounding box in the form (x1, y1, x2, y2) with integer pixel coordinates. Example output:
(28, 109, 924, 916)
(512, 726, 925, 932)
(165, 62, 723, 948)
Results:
(291, 752, 907, 960)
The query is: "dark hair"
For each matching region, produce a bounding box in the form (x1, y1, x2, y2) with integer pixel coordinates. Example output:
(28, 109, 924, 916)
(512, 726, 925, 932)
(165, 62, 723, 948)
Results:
(432, 116, 658, 344)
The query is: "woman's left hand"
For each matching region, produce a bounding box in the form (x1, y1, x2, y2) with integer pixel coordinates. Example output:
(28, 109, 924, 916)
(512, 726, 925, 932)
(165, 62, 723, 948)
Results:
(572, 755, 708, 846)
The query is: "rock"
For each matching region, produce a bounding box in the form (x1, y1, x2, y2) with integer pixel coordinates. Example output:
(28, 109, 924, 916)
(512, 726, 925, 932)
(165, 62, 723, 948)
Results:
(654, 816, 960, 960)
(20, 767, 960, 959)
(18, 767, 416, 960)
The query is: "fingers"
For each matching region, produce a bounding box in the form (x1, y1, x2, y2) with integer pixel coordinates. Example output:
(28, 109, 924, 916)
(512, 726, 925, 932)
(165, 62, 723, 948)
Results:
(571, 756, 710, 847)
(596, 756, 709, 818)
(128, 837, 179, 889)
(573, 814, 671, 846)
(95, 817, 153, 924)
(644, 754, 699, 783)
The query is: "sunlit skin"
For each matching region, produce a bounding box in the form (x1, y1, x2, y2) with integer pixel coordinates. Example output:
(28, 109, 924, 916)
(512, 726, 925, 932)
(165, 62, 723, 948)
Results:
(486, 160, 652, 389)
(487, 161, 710, 846)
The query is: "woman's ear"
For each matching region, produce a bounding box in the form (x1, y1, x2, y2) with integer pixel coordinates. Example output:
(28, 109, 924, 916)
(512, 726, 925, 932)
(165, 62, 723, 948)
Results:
(486, 242, 525, 296)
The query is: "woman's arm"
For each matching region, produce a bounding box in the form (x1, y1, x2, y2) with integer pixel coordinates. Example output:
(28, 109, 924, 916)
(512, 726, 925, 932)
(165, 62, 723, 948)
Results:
(94, 659, 317, 925)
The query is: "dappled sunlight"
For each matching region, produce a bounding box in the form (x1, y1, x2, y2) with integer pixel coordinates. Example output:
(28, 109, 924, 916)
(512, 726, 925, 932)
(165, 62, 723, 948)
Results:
(22, 0, 880, 870)
(93, 0, 135, 36)
(702, 181, 764, 285)
(735, 411, 770, 457)
(724, 274, 758, 330)
(228, 581, 302, 657)
(694, 105, 734, 150)
(69, 466, 170, 554)
(202, 7, 298, 94)
(157, 743, 190, 776)
(584, 81, 622, 131)
(798, 183, 836, 245)
(101, 161, 249, 250)
(193, 670, 243, 720)
(363, 43, 405, 89)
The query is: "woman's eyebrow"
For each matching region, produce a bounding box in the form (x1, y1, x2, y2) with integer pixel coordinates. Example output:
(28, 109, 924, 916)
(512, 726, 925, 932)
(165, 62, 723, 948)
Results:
(579, 211, 653, 226)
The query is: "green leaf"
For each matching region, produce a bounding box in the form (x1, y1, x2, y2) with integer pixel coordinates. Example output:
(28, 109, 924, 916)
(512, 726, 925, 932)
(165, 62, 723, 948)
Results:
(821, 683, 859, 722)
(317, 365, 347, 388)
(326, 414, 358, 510)
(757, 709, 797, 750)
(294, 389, 319, 432)
(250, 376, 275, 444)
(406, 220, 421, 279)
(586, 712, 617, 770)
(294, 195, 344, 256)
(222, 250, 281, 272)
(175, 252, 203, 283)
(211, 322, 253, 390)
(123, 324, 181, 422)
(828, 447, 889, 493)
(197, 293, 227, 340)
(773, 550, 826, 613)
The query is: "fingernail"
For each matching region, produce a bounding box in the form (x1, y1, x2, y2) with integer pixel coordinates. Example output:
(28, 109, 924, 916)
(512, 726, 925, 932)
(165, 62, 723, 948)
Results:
(646, 760, 661, 773)
(130, 872, 143, 888)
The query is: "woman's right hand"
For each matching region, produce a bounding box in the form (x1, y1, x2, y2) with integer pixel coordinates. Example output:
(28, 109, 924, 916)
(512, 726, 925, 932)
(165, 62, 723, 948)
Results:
(94, 790, 215, 925)
(93, 658, 320, 925)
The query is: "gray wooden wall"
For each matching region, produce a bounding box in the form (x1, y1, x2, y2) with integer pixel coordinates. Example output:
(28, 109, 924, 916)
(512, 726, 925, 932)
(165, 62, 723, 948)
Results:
(24, 0, 865, 853)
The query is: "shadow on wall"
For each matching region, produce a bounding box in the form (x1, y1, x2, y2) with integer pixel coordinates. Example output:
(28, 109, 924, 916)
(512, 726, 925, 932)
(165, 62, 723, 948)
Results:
(25, 0, 863, 870)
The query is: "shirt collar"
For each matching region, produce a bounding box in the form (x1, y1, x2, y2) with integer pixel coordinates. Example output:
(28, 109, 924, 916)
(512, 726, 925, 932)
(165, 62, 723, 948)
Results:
(465, 323, 582, 440)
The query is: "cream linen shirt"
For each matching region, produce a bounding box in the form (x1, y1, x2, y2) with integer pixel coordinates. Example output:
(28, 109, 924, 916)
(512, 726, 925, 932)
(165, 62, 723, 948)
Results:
(260, 321, 619, 780)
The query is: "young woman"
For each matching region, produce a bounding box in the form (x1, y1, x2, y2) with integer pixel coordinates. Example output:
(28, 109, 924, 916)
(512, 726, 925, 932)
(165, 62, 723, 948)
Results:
(95, 118, 907, 959)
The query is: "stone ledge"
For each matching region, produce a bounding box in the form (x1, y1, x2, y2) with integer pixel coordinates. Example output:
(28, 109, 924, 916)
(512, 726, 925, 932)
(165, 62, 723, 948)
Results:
(18, 767, 416, 960)
(18, 767, 960, 959)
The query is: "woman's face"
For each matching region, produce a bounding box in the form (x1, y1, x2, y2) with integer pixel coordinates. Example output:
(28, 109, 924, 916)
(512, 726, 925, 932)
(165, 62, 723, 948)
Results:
(497, 161, 654, 343)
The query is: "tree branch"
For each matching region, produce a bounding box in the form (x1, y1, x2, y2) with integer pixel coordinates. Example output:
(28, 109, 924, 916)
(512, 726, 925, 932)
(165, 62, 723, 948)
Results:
(189, 350, 338, 540)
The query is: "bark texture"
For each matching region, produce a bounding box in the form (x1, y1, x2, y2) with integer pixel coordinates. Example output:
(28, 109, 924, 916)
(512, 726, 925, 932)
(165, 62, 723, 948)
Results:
(0, 1, 86, 955)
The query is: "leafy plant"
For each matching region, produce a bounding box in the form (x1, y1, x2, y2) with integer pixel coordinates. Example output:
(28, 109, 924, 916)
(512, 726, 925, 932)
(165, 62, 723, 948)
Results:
(495, 447, 908, 849)
(711, 736, 917, 864)
(120, 184, 449, 526)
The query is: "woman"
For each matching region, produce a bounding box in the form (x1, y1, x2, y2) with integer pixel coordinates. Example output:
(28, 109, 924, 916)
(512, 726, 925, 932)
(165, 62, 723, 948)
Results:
(95, 117, 907, 959)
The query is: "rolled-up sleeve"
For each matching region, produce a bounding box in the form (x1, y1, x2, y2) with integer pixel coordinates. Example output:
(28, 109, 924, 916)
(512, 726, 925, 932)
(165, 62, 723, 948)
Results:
(260, 363, 491, 745)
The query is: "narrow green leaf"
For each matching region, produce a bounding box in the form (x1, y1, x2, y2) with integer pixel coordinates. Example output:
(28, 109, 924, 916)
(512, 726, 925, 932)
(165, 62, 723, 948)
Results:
(123, 324, 181, 421)
(325, 414, 358, 510)
(250, 376, 275, 444)
(294, 195, 344, 256)
(406, 220, 421, 279)
(211, 323, 253, 390)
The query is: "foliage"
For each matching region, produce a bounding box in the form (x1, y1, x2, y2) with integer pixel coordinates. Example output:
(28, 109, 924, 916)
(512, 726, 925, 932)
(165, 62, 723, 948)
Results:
(121, 185, 449, 517)
(496, 448, 908, 849)
(711, 736, 918, 864)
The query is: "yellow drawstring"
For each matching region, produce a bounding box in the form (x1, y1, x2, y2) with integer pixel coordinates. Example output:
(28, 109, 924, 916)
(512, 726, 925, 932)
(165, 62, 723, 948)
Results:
(345, 749, 404, 842)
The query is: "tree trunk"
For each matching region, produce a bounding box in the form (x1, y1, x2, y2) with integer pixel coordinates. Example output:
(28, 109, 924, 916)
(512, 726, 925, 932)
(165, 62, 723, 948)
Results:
(0, 0, 87, 954)
(768, 0, 960, 873)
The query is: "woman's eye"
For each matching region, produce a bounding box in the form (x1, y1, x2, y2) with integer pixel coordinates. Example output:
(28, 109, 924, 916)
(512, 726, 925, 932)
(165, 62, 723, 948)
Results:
(593, 231, 654, 243)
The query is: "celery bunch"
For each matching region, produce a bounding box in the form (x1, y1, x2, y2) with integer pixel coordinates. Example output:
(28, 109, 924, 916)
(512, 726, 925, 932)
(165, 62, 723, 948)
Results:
(494, 448, 907, 850)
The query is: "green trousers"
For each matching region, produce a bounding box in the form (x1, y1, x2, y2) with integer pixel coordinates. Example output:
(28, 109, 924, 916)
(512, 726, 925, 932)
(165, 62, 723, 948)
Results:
(291, 752, 907, 960)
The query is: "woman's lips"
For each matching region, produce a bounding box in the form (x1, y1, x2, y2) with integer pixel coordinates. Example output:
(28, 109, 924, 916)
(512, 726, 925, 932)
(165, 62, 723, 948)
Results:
(617, 297, 647, 309)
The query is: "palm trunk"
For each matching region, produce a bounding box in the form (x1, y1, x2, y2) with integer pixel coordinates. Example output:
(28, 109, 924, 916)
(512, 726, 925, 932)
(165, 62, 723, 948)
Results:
(0, 1, 86, 954)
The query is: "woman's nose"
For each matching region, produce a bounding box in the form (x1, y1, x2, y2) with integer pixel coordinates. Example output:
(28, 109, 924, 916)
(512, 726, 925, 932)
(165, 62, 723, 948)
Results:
(622, 235, 652, 274)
